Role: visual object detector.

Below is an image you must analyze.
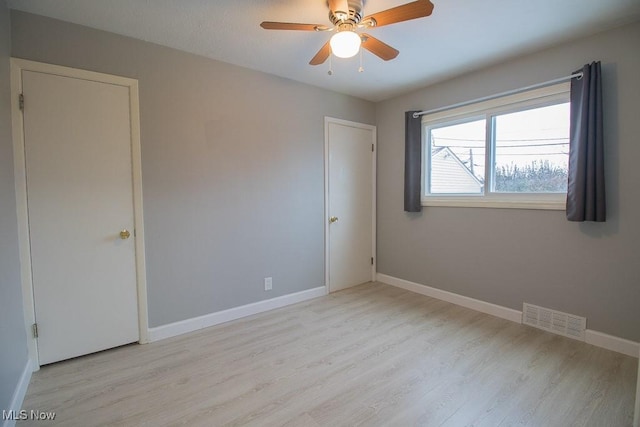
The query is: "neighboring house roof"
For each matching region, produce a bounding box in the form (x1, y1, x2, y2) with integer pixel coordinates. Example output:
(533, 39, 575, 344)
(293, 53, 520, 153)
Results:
(430, 147, 484, 194)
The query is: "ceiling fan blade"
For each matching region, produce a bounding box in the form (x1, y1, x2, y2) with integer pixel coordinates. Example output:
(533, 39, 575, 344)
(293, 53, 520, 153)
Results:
(361, 34, 399, 61)
(309, 41, 331, 65)
(363, 0, 434, 27)
(260, 21, 328, 31)
(328, 0, 350, 16)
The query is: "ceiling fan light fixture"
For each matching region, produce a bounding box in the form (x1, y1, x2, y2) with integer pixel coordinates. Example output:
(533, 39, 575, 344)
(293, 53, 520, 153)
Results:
(329, 30, 361, 58)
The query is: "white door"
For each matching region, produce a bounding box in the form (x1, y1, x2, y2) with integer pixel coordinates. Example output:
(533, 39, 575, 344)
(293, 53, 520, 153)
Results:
(22, 69, 139, 365)
(326, 118, 376, 292)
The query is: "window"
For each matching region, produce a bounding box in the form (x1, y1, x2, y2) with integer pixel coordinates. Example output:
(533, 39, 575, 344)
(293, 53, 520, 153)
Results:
(422, 83, 570, 209)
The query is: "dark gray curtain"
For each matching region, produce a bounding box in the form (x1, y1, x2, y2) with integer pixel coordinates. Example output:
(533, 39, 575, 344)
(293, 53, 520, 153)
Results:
(566, 62, 606, 222)
(404, 111, 422, 212)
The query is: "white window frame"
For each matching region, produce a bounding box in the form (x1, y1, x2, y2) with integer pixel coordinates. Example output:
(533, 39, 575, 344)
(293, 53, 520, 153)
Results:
(421, 83, 570, 210)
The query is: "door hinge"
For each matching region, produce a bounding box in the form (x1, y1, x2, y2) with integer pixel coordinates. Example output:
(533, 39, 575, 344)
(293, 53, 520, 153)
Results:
(371, 257, 374, 265)
(371, 144, 374, 152)
(32, 323, 38, 338)
(19, 93, 24, 111)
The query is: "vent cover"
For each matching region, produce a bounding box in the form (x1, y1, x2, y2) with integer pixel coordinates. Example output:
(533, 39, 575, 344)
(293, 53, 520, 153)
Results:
(522, 303, 586, 341)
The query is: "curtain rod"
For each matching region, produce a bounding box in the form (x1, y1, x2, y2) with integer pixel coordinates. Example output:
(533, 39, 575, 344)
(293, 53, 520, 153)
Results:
(412, 72, 583, 119)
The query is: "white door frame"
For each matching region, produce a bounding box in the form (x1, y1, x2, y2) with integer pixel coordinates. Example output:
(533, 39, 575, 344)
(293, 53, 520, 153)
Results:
(10, 58, 149, 370)
(324, 117, 377, 293)
(634, 350, 639, 427)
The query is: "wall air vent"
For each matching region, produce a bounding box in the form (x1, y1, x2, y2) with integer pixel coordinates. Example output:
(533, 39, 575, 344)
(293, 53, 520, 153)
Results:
(522, 303, 586, 341)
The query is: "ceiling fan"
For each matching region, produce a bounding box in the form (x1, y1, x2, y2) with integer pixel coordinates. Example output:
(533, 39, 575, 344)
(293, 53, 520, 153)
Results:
(260, 0, 435, 65)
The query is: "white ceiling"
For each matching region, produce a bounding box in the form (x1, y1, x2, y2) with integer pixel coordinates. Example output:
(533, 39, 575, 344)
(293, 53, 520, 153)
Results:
(7, 0, 640, 101)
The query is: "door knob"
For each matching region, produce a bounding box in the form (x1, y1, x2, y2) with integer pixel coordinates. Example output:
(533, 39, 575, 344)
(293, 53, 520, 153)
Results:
(329, 216, 339, 223)
(119, 229, 131, 240)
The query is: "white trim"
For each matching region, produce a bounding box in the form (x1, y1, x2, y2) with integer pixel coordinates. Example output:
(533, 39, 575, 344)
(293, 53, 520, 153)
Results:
(376, 273, 640, 357)
(324, 117, 377, 294)
(584, 330, 640, 359)
(128, 78, 150, 344)
(324, 119, 330, 293)
(634, 350, 640, 427)
(10, 59, 38, 371)
(148, 286, 326, 342)
(422, 195, 566, 210)
(371, 126, 377, 283)
(10, 58, 149, 368)
(2, 360, 32, 427)
(376, 273, 522, 323)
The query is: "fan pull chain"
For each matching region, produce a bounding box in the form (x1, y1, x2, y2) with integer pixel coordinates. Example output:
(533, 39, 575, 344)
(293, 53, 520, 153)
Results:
(358, 48, 364, 73)
(328, 54, 333, 76)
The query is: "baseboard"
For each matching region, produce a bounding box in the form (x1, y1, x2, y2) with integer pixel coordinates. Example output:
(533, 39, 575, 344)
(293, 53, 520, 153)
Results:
(376, 273, 639, 358)
(585, 330, 640, 358)
(148, 286, 327, 342)
(376, 273, 522, 323)
(2, 359, 32, 427)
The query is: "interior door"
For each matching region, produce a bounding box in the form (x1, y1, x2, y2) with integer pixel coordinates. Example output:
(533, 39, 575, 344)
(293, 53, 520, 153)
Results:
(22, 70, 139, 365)
(327, 119, 375, 292)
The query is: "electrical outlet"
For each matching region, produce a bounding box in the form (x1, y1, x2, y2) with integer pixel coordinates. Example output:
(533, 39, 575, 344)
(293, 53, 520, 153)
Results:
(264, 277, 272, 291)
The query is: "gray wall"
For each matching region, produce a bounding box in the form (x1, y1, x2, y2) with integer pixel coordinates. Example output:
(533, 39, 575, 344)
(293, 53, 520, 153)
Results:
(7, 11, 638, 344)
(11, 11, 376, 327)
(0, 0, 29, 413)
(376, 22, 640, 341)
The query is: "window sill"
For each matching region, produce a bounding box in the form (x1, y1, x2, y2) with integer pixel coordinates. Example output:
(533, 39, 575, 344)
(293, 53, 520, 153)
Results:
(421, 195, 566, 211)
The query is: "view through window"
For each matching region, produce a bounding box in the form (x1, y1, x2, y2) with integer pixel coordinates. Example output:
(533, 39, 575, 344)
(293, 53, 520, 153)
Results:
(423, 84, 570, 208)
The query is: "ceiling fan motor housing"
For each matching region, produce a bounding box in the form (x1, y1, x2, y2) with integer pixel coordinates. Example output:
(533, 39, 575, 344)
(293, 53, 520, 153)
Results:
(329, 0, 365, 25)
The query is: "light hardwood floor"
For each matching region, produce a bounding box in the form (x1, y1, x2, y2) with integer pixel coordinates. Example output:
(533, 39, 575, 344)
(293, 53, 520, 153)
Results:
(19, 282, 637, 426)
